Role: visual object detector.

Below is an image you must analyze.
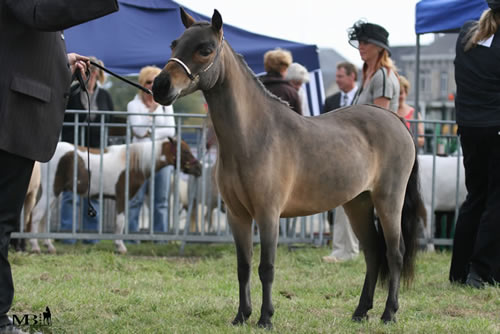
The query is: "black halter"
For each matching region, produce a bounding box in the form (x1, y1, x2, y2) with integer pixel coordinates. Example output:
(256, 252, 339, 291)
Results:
(167, 36, 224, 81)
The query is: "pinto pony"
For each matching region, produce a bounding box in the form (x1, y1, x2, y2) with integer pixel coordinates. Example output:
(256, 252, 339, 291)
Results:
(418, 154, 466, 246)
(152, 9, 425, 327)
(10, 161, 42, 252)
(30, 137, 201, 254)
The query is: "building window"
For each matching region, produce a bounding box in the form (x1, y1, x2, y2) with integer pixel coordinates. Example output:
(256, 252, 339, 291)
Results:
(420, 69, 431, 94)
(440, 71, 448, 99)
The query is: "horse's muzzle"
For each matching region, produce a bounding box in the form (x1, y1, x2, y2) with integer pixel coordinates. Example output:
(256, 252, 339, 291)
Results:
(186, 160, 202, 177)
(152, 72, 178, 105)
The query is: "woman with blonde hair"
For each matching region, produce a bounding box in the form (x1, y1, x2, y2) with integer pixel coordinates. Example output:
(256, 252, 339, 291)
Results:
(260, 49, 302, 115)
(348, 20, 400, 112)
(61, 56, 113, 147)
(449, 1, 500, 288)
(127, 65, 176, 237)
(397, 75, 425, 148)
(322, 21, 400, 264)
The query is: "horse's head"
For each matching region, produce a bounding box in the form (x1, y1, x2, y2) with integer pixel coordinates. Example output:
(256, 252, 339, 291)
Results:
(153, 8, 224, 105)
(161, 137, 202, 177)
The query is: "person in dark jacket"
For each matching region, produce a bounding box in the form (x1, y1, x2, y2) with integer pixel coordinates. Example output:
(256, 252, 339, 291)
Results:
(322, 62, 358, 113)
(449, 0, 500, 288)
(0, 1, 118, 332)
(60, 57, 115, 244)
(61, 57, 114, 147)
(260, 49, 302, 115)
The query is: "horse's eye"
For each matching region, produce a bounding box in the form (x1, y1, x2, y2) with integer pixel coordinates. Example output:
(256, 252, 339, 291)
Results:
(170, 40, 177, 50)
(199, 48, 213, 57)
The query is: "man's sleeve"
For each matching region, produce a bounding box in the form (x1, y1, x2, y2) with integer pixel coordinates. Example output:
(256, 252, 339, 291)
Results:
(5, 0, 119, 32)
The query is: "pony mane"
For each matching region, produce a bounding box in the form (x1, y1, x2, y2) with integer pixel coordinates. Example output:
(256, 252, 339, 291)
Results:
(226, 43, 290, 107)
(128, 141, 162, 174)
(185, 21, 289, 107)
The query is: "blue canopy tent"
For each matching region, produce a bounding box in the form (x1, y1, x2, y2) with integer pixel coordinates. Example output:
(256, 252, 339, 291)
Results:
(65, 0, 324, 115)
(413, 0, 488, 114)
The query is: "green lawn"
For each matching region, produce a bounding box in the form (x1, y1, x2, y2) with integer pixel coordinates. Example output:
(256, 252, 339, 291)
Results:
(9, 242, 500, 333)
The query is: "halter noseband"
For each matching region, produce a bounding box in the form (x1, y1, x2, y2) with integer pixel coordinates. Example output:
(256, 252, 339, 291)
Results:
(167, 35, 224, 81)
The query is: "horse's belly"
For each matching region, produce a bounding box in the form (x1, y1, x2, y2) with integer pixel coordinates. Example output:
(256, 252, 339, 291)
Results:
(281, 180, 365, 218)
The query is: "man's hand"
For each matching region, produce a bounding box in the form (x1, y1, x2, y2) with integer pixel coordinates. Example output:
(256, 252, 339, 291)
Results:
(67, 53, 90, 80)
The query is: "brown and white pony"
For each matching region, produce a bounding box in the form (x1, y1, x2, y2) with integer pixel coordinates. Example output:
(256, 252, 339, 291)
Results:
(30, 137, 201, 254)
(10, 161, 42, 252)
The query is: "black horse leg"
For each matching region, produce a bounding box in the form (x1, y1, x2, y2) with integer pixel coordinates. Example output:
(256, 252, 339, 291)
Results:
(353, 247, 381, 321)
(344, 198, 379, 321)
(381, 234, 404, 323)
(257, 217, 279, 329)
(228, 212, 253, 325)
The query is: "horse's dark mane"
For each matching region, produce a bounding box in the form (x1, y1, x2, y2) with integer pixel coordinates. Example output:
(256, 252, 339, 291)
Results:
(185, 21, 289, 107)
(192, 21, 210, 27)
(225, 42, 290, 107)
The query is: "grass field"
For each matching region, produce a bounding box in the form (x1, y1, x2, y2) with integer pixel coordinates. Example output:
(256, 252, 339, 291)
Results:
(9, 241, 500, 333)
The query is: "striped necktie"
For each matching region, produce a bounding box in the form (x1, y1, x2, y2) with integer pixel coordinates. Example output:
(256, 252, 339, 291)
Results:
(342, 93, 349, 107)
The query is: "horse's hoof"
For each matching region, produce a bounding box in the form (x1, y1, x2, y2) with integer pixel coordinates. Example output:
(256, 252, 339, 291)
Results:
(352, 314, 369, 322)
(231, 312, 250, 325)
(257, 318, 273, 330)
(381, 313, 396, 324)
(48, 247, 56, 254)
(30, 248, 41, 255)
(231, 318, 245, 326)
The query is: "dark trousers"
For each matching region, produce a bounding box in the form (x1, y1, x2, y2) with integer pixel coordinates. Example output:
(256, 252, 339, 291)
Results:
(449, 127, 500, 284)
(0, 150, 34, 326)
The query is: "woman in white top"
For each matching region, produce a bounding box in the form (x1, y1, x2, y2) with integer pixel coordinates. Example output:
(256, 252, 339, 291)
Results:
(348, 20, 400, 113)
(128, 67, 175, 142)
(127, 66, 176, 236)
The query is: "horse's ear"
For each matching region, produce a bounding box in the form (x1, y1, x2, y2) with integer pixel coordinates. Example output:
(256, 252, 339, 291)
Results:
(168, 136, 175, 144)
(180, 7, 195, 28)
(211, 9, 223, 34)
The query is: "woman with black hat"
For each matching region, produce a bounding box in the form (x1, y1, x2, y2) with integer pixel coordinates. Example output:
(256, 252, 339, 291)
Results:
(323, 21, 401, 266)
(449, 0, 500, 288)
(348, 20, 400, 112)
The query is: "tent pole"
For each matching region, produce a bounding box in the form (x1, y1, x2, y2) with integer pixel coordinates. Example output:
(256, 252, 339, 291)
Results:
(414, 33, 421, 141)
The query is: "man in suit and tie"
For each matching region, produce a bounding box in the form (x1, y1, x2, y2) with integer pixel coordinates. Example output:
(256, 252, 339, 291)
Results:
(322, 62, 358, 113)
(321, 61, 360, 263)
(0, 1, 119, 332)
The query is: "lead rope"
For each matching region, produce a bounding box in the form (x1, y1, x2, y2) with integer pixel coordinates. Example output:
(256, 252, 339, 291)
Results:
(73, 64, 152, 217)
(74, 70, 97, 217)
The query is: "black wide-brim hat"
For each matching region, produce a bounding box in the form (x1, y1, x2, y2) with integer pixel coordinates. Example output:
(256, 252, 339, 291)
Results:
(348, 20, 391, 56)
(487, 0, 500, 11)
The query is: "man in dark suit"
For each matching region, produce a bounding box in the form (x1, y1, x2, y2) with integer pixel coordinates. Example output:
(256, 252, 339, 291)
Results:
(0, 1, 118, 331)
(322, 62, 359, 264)
(322, 62, 358, 113)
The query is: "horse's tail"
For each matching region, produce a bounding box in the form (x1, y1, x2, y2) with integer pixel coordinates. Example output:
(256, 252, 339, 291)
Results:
(379, 150, 426, 287)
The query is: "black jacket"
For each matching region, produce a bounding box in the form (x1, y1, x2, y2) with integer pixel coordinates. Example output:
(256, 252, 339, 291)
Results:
(260, 72, 302, 115)
(455, 20, 500, 127)
(322, 92, 341, 113)
(61, 88, 114, 148)
(0, 0, 118, 161)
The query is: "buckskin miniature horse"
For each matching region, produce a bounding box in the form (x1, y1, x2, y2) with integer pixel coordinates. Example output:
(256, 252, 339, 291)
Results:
(30, 137, 201, 254)
(152, 9, 425, 327)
